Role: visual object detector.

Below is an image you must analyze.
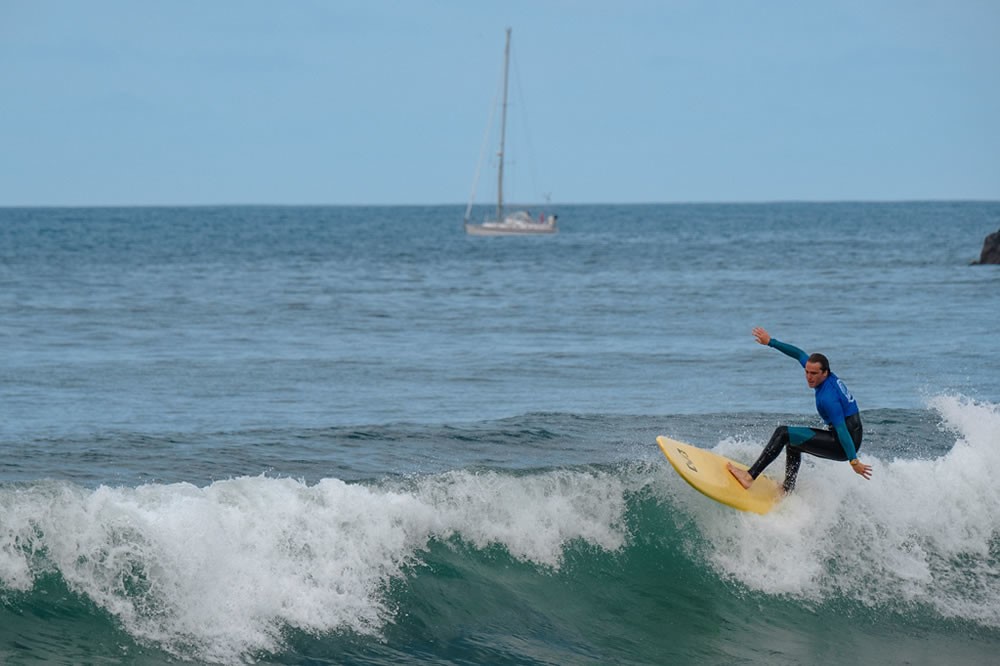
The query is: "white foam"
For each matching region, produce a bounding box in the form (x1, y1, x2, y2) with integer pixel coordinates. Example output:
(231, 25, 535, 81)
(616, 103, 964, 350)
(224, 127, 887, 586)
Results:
(0, 468, 630, 663)
(402, 468, 629, 565)
(700, 395, 1000, 627)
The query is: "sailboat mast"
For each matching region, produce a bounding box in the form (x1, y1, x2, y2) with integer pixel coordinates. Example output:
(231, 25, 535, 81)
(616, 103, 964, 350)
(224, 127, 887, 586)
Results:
(496, 27, 511, 223)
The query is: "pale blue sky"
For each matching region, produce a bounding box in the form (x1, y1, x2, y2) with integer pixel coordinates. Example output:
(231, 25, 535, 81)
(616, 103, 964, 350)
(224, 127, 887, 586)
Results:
(2, 0, 998, 206)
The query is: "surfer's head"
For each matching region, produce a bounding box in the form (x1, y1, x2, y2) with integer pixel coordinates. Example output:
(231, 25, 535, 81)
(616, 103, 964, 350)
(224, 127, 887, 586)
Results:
(804, 353, 830, 388)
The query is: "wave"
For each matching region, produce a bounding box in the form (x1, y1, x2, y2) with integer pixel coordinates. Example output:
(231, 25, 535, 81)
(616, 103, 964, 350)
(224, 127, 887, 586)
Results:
(698, 395, 1000, 613)
(2, 395, 998, 664)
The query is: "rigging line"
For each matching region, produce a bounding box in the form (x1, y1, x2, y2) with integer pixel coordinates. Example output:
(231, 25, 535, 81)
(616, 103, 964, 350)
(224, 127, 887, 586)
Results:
(464, 70, 503, 224)
(509, 45, 543, 207)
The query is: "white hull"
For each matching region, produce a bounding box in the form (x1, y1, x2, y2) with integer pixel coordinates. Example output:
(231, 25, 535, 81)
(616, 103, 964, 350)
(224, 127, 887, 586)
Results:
(464, 223, 557, 236)
(464, 213, 557, 236)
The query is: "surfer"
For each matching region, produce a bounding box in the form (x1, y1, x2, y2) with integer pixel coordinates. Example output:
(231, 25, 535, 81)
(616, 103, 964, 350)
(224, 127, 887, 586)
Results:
(727, 327, 872, 493)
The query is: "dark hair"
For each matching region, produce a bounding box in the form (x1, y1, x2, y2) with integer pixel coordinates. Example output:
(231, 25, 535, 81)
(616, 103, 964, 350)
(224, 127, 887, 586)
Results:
(807, 352, 830, 373)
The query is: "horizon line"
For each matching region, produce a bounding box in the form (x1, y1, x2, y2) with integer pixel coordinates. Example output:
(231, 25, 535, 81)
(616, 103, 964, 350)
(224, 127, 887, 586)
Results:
(2, 198, 999, 209)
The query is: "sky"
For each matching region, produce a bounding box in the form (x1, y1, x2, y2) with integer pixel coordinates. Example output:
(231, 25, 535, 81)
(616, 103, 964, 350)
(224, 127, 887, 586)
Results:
(2, 0, 999, 206)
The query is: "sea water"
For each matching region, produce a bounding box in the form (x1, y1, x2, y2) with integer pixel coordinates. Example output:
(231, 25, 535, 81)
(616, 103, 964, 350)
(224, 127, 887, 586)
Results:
(1, 202, 998, 664)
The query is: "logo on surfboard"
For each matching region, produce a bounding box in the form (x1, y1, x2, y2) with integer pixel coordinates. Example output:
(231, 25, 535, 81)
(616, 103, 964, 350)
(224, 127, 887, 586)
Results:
(676, 448, 698, 472)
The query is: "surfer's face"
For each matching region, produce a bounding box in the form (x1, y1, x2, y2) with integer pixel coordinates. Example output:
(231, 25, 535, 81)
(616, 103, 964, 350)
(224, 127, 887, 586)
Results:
(804, 361, 828, 389)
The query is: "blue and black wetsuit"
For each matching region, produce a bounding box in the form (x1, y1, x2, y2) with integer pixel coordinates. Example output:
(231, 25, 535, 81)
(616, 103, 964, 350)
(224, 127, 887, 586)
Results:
(748, 338, 863, 492)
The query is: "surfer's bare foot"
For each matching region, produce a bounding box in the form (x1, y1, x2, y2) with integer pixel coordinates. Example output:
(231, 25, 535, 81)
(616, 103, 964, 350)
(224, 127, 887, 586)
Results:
(726, 463, 753, 489)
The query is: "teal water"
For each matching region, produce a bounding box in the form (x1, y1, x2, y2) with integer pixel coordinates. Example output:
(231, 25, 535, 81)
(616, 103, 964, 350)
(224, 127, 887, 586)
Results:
(1, 203, 999, 664)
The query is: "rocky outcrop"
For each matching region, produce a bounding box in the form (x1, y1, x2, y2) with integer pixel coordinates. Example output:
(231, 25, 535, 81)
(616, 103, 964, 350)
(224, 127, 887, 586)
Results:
(974, 228, 1000, 265)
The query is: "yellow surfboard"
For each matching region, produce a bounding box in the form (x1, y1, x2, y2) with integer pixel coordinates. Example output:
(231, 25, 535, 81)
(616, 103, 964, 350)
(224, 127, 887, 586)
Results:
(656, 436, 782, 515)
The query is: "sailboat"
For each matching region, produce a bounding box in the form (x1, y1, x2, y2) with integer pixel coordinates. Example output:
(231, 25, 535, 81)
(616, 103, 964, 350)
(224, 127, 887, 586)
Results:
(464, 28, 558, 236)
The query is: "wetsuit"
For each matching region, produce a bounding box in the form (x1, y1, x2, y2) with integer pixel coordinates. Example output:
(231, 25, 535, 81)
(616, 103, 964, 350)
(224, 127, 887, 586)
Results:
(747, 338, 863, 492)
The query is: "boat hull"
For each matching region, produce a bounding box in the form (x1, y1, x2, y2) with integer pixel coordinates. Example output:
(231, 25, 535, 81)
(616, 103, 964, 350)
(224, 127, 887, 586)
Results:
(464, 222, 557, 236)
(464, 211, 557, 236)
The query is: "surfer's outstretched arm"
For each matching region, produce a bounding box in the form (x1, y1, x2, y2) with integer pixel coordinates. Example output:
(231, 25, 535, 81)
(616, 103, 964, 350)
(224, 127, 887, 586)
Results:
(754, 327, 809, 366)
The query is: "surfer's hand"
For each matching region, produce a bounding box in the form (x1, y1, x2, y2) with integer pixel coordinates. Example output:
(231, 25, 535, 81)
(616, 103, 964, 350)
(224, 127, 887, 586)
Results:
(850, 459, 872, 480)
(752, 327, 771, 346)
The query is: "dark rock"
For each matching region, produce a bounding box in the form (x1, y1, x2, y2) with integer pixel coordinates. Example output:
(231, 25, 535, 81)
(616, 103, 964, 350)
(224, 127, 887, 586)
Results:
(974, 229, 1000, 264)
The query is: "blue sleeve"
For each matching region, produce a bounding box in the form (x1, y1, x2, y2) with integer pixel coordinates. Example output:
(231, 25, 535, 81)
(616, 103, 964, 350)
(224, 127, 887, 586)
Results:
(822, 392, 858, 459)
(768, 338, 809, 367)
(834, 421, 859, 460)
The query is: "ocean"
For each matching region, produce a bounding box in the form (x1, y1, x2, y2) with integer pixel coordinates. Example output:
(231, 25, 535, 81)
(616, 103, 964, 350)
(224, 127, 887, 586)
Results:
(1, 202, 998, 665)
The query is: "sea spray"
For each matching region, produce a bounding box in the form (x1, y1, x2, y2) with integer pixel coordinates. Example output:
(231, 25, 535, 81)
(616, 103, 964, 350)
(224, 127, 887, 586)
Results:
(691, 395, 1000, 627)
(1, 468, 632, 662)
(399, 468, 630, 565)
